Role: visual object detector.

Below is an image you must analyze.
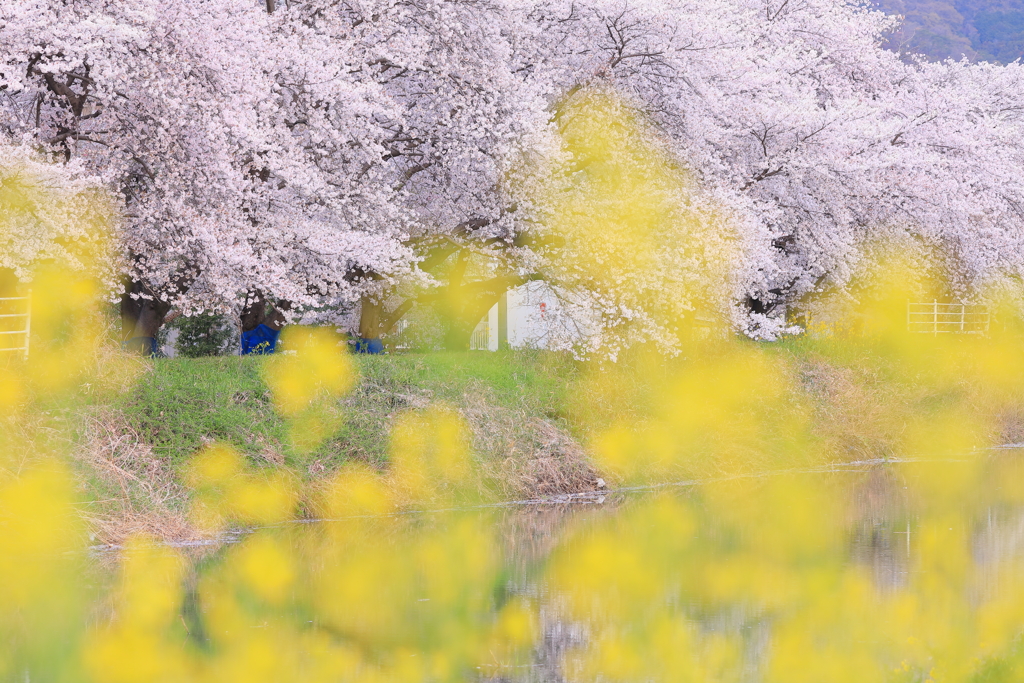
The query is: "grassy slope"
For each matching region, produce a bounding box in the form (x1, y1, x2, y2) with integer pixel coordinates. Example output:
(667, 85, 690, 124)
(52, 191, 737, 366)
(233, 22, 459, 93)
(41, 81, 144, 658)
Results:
(81, 350, 592, 542)
(770, 336, 1024, 459)
(118, 350, 583, 479)
(88, 339, 1024, 544)
(118, 339, 1024, 480)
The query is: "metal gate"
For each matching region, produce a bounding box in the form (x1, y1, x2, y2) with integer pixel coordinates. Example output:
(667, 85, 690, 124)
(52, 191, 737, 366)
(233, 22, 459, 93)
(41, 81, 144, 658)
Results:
(0, 295, 31, 359)
(907, 301, 989, 335)
(469, 319, 490, 350)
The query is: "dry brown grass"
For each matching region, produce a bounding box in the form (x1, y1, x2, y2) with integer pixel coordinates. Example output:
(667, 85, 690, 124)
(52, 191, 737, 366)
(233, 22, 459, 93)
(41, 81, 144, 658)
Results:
(798, 358, 912, 461)
(2, 332, 205, 545)
(995, 408, 1024, 446)
(78, 409, 200, 545)
(795, 350, 1024, 460)
(461, 383, 600, 500)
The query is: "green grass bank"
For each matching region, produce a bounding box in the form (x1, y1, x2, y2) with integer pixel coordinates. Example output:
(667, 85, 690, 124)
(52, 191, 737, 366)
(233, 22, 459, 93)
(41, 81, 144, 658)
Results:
(123, 350, 580, 469)
(82, 351, 597, 542)
(77, 339, 1024, 544)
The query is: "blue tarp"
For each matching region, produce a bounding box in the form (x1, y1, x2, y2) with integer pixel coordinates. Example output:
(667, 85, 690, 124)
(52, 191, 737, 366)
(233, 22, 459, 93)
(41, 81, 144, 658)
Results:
(354, 337, 384, 354)
(241, 324, 281, 355)
(124, 336, 158, 357)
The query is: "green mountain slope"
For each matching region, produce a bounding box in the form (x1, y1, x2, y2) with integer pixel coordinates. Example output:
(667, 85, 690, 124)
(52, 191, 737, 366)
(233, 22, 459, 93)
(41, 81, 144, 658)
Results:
(873, 0, 1024, 62)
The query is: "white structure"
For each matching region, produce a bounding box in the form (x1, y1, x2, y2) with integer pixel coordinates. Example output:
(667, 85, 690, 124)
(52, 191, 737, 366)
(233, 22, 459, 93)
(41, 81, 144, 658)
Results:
(907, 301, 989, 335)
(0, 294, 31, 359)
(471, 281, 584, 351)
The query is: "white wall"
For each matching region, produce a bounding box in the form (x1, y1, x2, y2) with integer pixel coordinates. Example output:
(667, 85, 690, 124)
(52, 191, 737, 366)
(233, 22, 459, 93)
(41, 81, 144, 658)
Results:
(471, 281, 582, 351)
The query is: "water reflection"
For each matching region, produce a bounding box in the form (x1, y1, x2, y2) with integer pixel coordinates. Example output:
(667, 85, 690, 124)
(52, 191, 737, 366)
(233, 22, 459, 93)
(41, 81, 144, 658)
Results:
(80, 456, 1024, 682)
(848, 467, 912, 592)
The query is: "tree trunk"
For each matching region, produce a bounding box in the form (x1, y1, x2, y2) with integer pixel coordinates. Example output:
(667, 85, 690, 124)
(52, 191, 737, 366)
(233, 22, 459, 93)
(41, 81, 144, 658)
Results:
(239, 291, 290, 355)
(442, 320, 474, 351)
(121, 279, 171, 356)
(241, 291, 290, 333)
(240, 291, 269, 333)
(433, 272, 528, 352)
(356, 296, 385, 353)
(266, 302, 289, 331)
(0, 269, 17, 298)
(358, 296, 382, 340)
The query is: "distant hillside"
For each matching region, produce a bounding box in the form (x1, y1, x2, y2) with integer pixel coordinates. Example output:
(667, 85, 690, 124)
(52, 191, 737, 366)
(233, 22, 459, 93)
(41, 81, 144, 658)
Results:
(873, 0, 1024, 62)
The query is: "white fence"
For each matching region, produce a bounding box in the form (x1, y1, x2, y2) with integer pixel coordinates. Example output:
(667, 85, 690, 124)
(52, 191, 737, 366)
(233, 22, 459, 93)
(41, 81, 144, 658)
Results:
(0, 295, 30, 359)
(907, 301, 989, 335)
(387, 318, 412, 350)
(469, 319, 490, 351)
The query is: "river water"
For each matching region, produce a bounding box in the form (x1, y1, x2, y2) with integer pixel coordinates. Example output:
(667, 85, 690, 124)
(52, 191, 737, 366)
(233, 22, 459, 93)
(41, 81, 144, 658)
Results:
(88, 455, 1024, 683)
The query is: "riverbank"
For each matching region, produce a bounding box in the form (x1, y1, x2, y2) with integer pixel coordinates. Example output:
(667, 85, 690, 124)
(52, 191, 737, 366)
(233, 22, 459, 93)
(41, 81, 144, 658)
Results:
(78, 351, 598, 543)
(72, 339, 1024, 545)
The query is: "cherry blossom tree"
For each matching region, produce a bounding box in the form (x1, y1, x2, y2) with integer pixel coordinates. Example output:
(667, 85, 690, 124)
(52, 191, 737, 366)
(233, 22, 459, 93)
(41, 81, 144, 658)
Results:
(2, 0, 1022, 355)
(0, 141, 111, 286)
(271, 0, 558, 350)
(511, 0, 1024, 344)
(0, 0, 411, 352)
(274, 0, 1024, 350)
